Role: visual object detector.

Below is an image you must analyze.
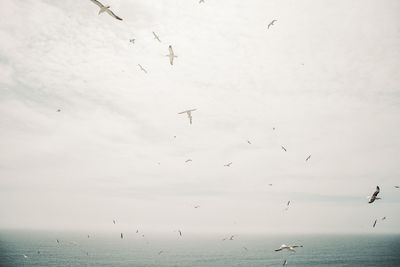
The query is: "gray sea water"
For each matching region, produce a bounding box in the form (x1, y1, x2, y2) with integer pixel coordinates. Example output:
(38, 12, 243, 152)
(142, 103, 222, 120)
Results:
(0, 230, 399, 266)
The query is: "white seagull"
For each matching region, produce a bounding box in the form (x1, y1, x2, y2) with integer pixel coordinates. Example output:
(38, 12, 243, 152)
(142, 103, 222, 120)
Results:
(90, 0, 123, 20)
(166, 45, 178, 65)
(368, 186, 381, 203)
(178, 109, 196, 124)
(185, 159, 192, 163)
(138, 64, 147, 73)
(275, 244, 303, 252)
(153, 31, 161, 42)
(129, 39, 135, 44)
(283, 259, 287, 266)
(23, 254, 28, 258)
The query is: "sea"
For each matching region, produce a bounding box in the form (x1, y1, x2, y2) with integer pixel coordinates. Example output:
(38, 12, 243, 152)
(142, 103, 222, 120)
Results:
(0, 230, 399, 266)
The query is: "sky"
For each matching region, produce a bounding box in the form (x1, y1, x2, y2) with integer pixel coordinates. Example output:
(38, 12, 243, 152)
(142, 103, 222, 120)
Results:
(0, 0, 399, 235)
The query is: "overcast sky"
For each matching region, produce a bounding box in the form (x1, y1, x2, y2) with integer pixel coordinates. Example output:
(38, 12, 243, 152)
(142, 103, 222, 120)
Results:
(0, 0, 399, 234)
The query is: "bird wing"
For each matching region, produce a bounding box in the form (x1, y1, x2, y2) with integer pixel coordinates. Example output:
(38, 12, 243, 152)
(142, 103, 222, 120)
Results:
(169, 45, 174, 55)
(106, 8, 123, 20)
(90, 0, 104, 8)
(169, 55, 174, 65)
(188, 112, 192, 124)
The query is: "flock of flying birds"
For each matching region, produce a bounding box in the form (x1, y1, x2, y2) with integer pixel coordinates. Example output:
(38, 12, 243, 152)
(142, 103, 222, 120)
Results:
(22, 0, 398, 265)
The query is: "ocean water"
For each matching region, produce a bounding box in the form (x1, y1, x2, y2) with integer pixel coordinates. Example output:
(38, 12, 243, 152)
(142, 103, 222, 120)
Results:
(0, 231, 399, 266)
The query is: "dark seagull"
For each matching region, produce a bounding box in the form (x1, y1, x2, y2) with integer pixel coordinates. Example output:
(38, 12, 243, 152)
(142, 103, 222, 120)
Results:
(281, 145, 287, 152)
(368, 186, 381, 203)
(267, 20, 277, 29)
(373, 219, 377, 228)
(305, 155, 311, 161)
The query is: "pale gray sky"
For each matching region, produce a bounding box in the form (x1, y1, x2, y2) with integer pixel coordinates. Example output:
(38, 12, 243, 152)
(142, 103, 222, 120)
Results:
(0, 0, 399, 234)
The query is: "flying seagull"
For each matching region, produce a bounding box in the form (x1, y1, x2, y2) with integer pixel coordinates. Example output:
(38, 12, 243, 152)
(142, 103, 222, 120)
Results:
(166, 45, 178, 65)
(268, 183, 273, 186)
(373, 219, 377, 228)
(138, 64, 147, 73)
(275, 244, 303, 252)
(229, 235, 235, 240)
(283, 259, 287, 266)
(247, 140, 251, 144)
(267, 20, 277, 29)
(129, 39, 135, 44)
(194, 205, 200, 208)
(285, 201, 291, 211)
(23, 254, 28, 258)
(243, 246, 248, 251)
(158, 250, 164, 255)
(368, 186, 381, 203)
(178, 230, 182, 237)
(224, 162, 232, 167)
(305, 155, 311, 161)
(395, 186, 399, 188)
(178, 109, 196, 124)
(199, 0, 205, 3)
(185, 159, 192, 163)
(113, 220, 116, 224)
(90, 0, 123, 20)
(120, 233, 124, 239)
(152, 31, 161, 42)
(281, 145, 287, 152)
(56, 239, 60, 244)
(382, 216, 386, 220)
(57, 109, 61, 112)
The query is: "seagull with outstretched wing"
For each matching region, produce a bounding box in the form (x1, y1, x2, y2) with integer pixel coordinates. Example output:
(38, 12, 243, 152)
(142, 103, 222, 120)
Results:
(305, 155, 311, 161)
(166, 45, 178, 65)
(90, 0, 123, 20)
(267, 19, 277, 29)
(224, 162, 232, 167)
(138, 64, 147, 73)
(368, 186, 381, 203)
(178, 109, 196, 124)
(153, 31, 161, 42)
(281, 145, 287, 152)
(373, 219, 377, 228)
(275, 244, 303, 252)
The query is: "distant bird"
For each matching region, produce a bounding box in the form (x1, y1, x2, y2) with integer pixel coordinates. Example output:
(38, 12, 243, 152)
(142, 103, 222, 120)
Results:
(382, 217, 386, 220)
(194, 205, 200, 208)
(57, 109, 61, 112)
(229, 235, 235, 240)
(305, 155, 311, 161)
(281, 145, 287, 152)
(268, 183, 273, 186)
(283, 259, 287, 266)
(285, 201, 291, 211)
(158, 250, 164, 255)
(273, 127, 275, 130)
(56, 239, 60, 244)
(185, 159, 192, 163)
(224, 162, 232, 167)
(37, 251, 40, 254)
(247, 140, 252, 144)
(395, 186, 399, 188)
(243, 246, 248, 251)
(138, 64, 147, 73)
(199, 0, 205, 3)
(23, 254, 28, 258)
(178, 230, 182, 237)
(267, 20, 277, 29)
(120, 233, 124, 239)
(90, 0, 123, 20)
(87, 235, 90, 238)
(113, 220, 116, 224)
(129, 39, 135, 44)
(136, 230, 139, 233)
(373, 219, 377, 228)
(152, 31, 161, 42)
(178, 109, 196, 124)
(368, 186, 381, 203)
(166, 45, 178, 65)
(275, 244, 303, 252)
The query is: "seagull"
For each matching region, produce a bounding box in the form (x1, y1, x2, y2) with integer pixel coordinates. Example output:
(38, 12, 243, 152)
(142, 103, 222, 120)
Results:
(138, 64, 147, 73)
(285, 201, 290, 211)
(382, 216, 386, 220)
(120, 233, 124, 239)
(152, 31, 161, 42)
(267, 20, 277, 29)
(56, 239, 60, 244)
(23, 254, 28, 258)
(178, 230, 182, 237)
(243, 246, 248, 251)
(129, 39, 135, 44)
(224, 162, 232, 167)
(247, 140, 252, 144)
(395, 186, 399, 188)
(281, 145, 287, 152)
(90, 0, 123, 20)
(199, 0, 205, 3)
(185, 159, 192, 163)
(368, 186, 381, 203)
(158, 250, 164, 255)
(273, 127, 275, 130)
(194, 205, 200, 208)
(136, 230, 139, 233)
(268, 183, 273, 186)
(37, 251, 40, 254)
(275, 244, 303, 252)
(113, 220, 116, 224)
(57, 109, 61, 112)
(87, 235, 90, 238)
(373, 219, 377, 228)
(305, 155, 311, 161)
(166, 45, 178, 65)
(229, 235, 235, 240)
(283, 259, 287, 266)
(178, 109, 196, 124)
